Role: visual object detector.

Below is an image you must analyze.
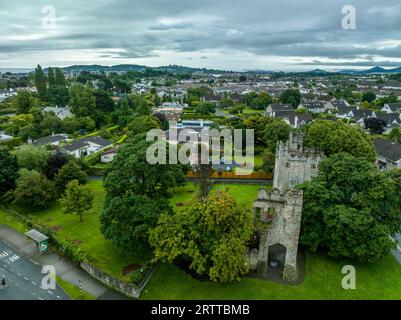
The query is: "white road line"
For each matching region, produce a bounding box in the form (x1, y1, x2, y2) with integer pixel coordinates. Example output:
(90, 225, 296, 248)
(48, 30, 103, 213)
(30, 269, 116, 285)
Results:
(24, 277, 29, 281)
(32, 281, 37, 285)
(38, 297, 44, 300)
(56, 295, 61, 299)
(47, 290, 54, 295)
(389, 235, 401, 252)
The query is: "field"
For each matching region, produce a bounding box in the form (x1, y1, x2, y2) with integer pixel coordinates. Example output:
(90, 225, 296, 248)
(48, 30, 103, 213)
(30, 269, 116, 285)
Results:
(2, 180, 401, 300)
(8, 179, 150, 281)
(142, 252, 401, 300)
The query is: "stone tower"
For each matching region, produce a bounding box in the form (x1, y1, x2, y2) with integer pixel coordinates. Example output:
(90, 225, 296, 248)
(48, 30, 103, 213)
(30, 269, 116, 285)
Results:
(273, 132, 322, 191)
(250, 132, 323, 281)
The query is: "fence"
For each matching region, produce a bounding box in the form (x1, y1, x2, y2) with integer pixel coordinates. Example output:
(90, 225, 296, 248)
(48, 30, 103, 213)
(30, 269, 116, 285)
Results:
(187, 171, 273, 180)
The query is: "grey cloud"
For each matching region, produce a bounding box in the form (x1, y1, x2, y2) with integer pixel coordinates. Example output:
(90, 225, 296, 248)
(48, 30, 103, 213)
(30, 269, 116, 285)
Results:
(0, 0, 401, 69)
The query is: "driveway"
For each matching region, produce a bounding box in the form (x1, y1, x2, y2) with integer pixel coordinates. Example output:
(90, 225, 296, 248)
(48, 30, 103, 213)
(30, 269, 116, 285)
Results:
(0, 242, 69, 300)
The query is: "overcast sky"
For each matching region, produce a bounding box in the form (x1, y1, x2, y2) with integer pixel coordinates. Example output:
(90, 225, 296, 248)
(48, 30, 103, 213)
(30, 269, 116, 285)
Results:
(1, 0, 401, 71)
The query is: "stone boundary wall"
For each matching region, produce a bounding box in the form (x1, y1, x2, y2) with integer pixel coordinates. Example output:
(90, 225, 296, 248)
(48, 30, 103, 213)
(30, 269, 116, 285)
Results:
(80, 261, 157, 299)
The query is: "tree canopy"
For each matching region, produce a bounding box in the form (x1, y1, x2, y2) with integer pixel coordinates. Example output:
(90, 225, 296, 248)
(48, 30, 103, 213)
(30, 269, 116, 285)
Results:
(59, 180, 94, 222)
(0, 147, 19, 196)
(149, 191, 253, 282)
(305, 120, 376, 162)
(300, 153, 401, 262)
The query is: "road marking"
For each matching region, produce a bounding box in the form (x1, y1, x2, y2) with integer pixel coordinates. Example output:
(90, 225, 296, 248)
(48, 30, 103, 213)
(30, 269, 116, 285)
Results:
(38, 297, 44, 300)
(389, 235, 401, 252)
(56, 295, 61, 299)
(17, 273, 21, 276)
(32, 281, 37, 285)
(9, 255, 19, 262)
(47, 290, 54, 295)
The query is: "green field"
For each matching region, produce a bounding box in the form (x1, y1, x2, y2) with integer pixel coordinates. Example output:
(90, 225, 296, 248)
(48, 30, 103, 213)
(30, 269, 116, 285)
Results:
(142, 252, 401, 300)
(10, 179, 150, 280)
(170, 183, 264, 210)
(2, 180, 401, 300)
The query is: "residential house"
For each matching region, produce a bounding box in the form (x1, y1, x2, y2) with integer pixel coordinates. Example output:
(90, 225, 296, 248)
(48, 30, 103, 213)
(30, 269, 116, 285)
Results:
(62, 136, 112, 158)
(31, 133, 69, 147)
(0, 89, 16, 102)
(374, 138, 401, 171)
(336, 106, 354, 119)
(176, 120, 213, 130)
(202, 94, 223, 103)
(272, 111, 313, 129)
(266, 104, 294, 117)
(330, 100, 350, 109)
(298, 101, 327, 114)
(42, 106, 73, 120)
(0, 132, 13, 142)
(375, 112, 401, 134)
(381, 103, 401, 114)
(348, 109, 376, 127)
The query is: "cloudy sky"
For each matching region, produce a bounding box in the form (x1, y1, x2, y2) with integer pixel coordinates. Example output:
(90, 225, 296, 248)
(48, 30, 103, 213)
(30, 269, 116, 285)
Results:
(1, 0, 401, 71)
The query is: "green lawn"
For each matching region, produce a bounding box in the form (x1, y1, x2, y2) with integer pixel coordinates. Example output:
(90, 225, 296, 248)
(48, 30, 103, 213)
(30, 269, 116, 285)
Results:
(56, 276, 96, 300)
(170, 183, 265, 211)
(169, 183, 197, 207)
(211, 184, 263, 209)
(11, 179, 150, 281)
(142, 252, 401, 300)
(0, 207, 26, 233)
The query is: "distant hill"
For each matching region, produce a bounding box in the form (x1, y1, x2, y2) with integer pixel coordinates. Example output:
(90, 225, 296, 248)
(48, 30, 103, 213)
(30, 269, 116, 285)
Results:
(54, 64, 224, 75)
(39, 64, 401, 76)
(336, 66, 401, 75)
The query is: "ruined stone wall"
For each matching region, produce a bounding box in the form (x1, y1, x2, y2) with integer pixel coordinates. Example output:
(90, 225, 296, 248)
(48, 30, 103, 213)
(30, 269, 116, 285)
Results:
(251, 132, 323, 282)
(273, 132, 322, 191)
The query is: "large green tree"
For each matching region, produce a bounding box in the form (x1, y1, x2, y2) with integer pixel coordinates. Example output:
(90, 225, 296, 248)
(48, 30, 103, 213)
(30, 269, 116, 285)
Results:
(100, 194, 173, 251)
(279, 89, 301, 108)
(0, 147, 19, 196)
(103, 133, 186, 200)
(300, 153, 401, 263)
(16, 145, 49, 172)
(59, 180, 94, 222)
(34, 65, 48, 101)
(13, 169, 54, 209)
(54, 161, 87, 195)
(127, 115, 161, 137)
(69, 83, 97, 119)
(305, 120, 376, 162)
(149, 191, 253, 282)
(16, 90, 33, 114)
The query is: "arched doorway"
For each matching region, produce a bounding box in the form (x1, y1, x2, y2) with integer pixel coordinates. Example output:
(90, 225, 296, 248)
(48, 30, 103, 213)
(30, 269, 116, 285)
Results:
(268, 243, 287, 276)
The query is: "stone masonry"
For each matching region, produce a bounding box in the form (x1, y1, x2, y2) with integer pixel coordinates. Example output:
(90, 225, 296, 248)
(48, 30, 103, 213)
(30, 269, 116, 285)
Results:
(251, 132, 323, 281)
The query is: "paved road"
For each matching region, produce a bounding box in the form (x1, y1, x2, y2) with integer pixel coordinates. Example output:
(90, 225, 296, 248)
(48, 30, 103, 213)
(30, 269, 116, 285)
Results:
(0, 242, 69, 300)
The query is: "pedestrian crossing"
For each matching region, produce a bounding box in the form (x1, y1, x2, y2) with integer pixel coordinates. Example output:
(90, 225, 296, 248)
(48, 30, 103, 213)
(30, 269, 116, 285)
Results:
(0, 251, 20, 262)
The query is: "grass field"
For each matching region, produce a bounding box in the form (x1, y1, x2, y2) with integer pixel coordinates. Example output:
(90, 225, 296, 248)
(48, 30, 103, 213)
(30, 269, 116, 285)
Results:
(170, 183, 265, 210)
(56, 276, 96, 300)
(10, 179, 150, 281)
(142, 252, 401, 300)
(2, 180, 401, 300)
